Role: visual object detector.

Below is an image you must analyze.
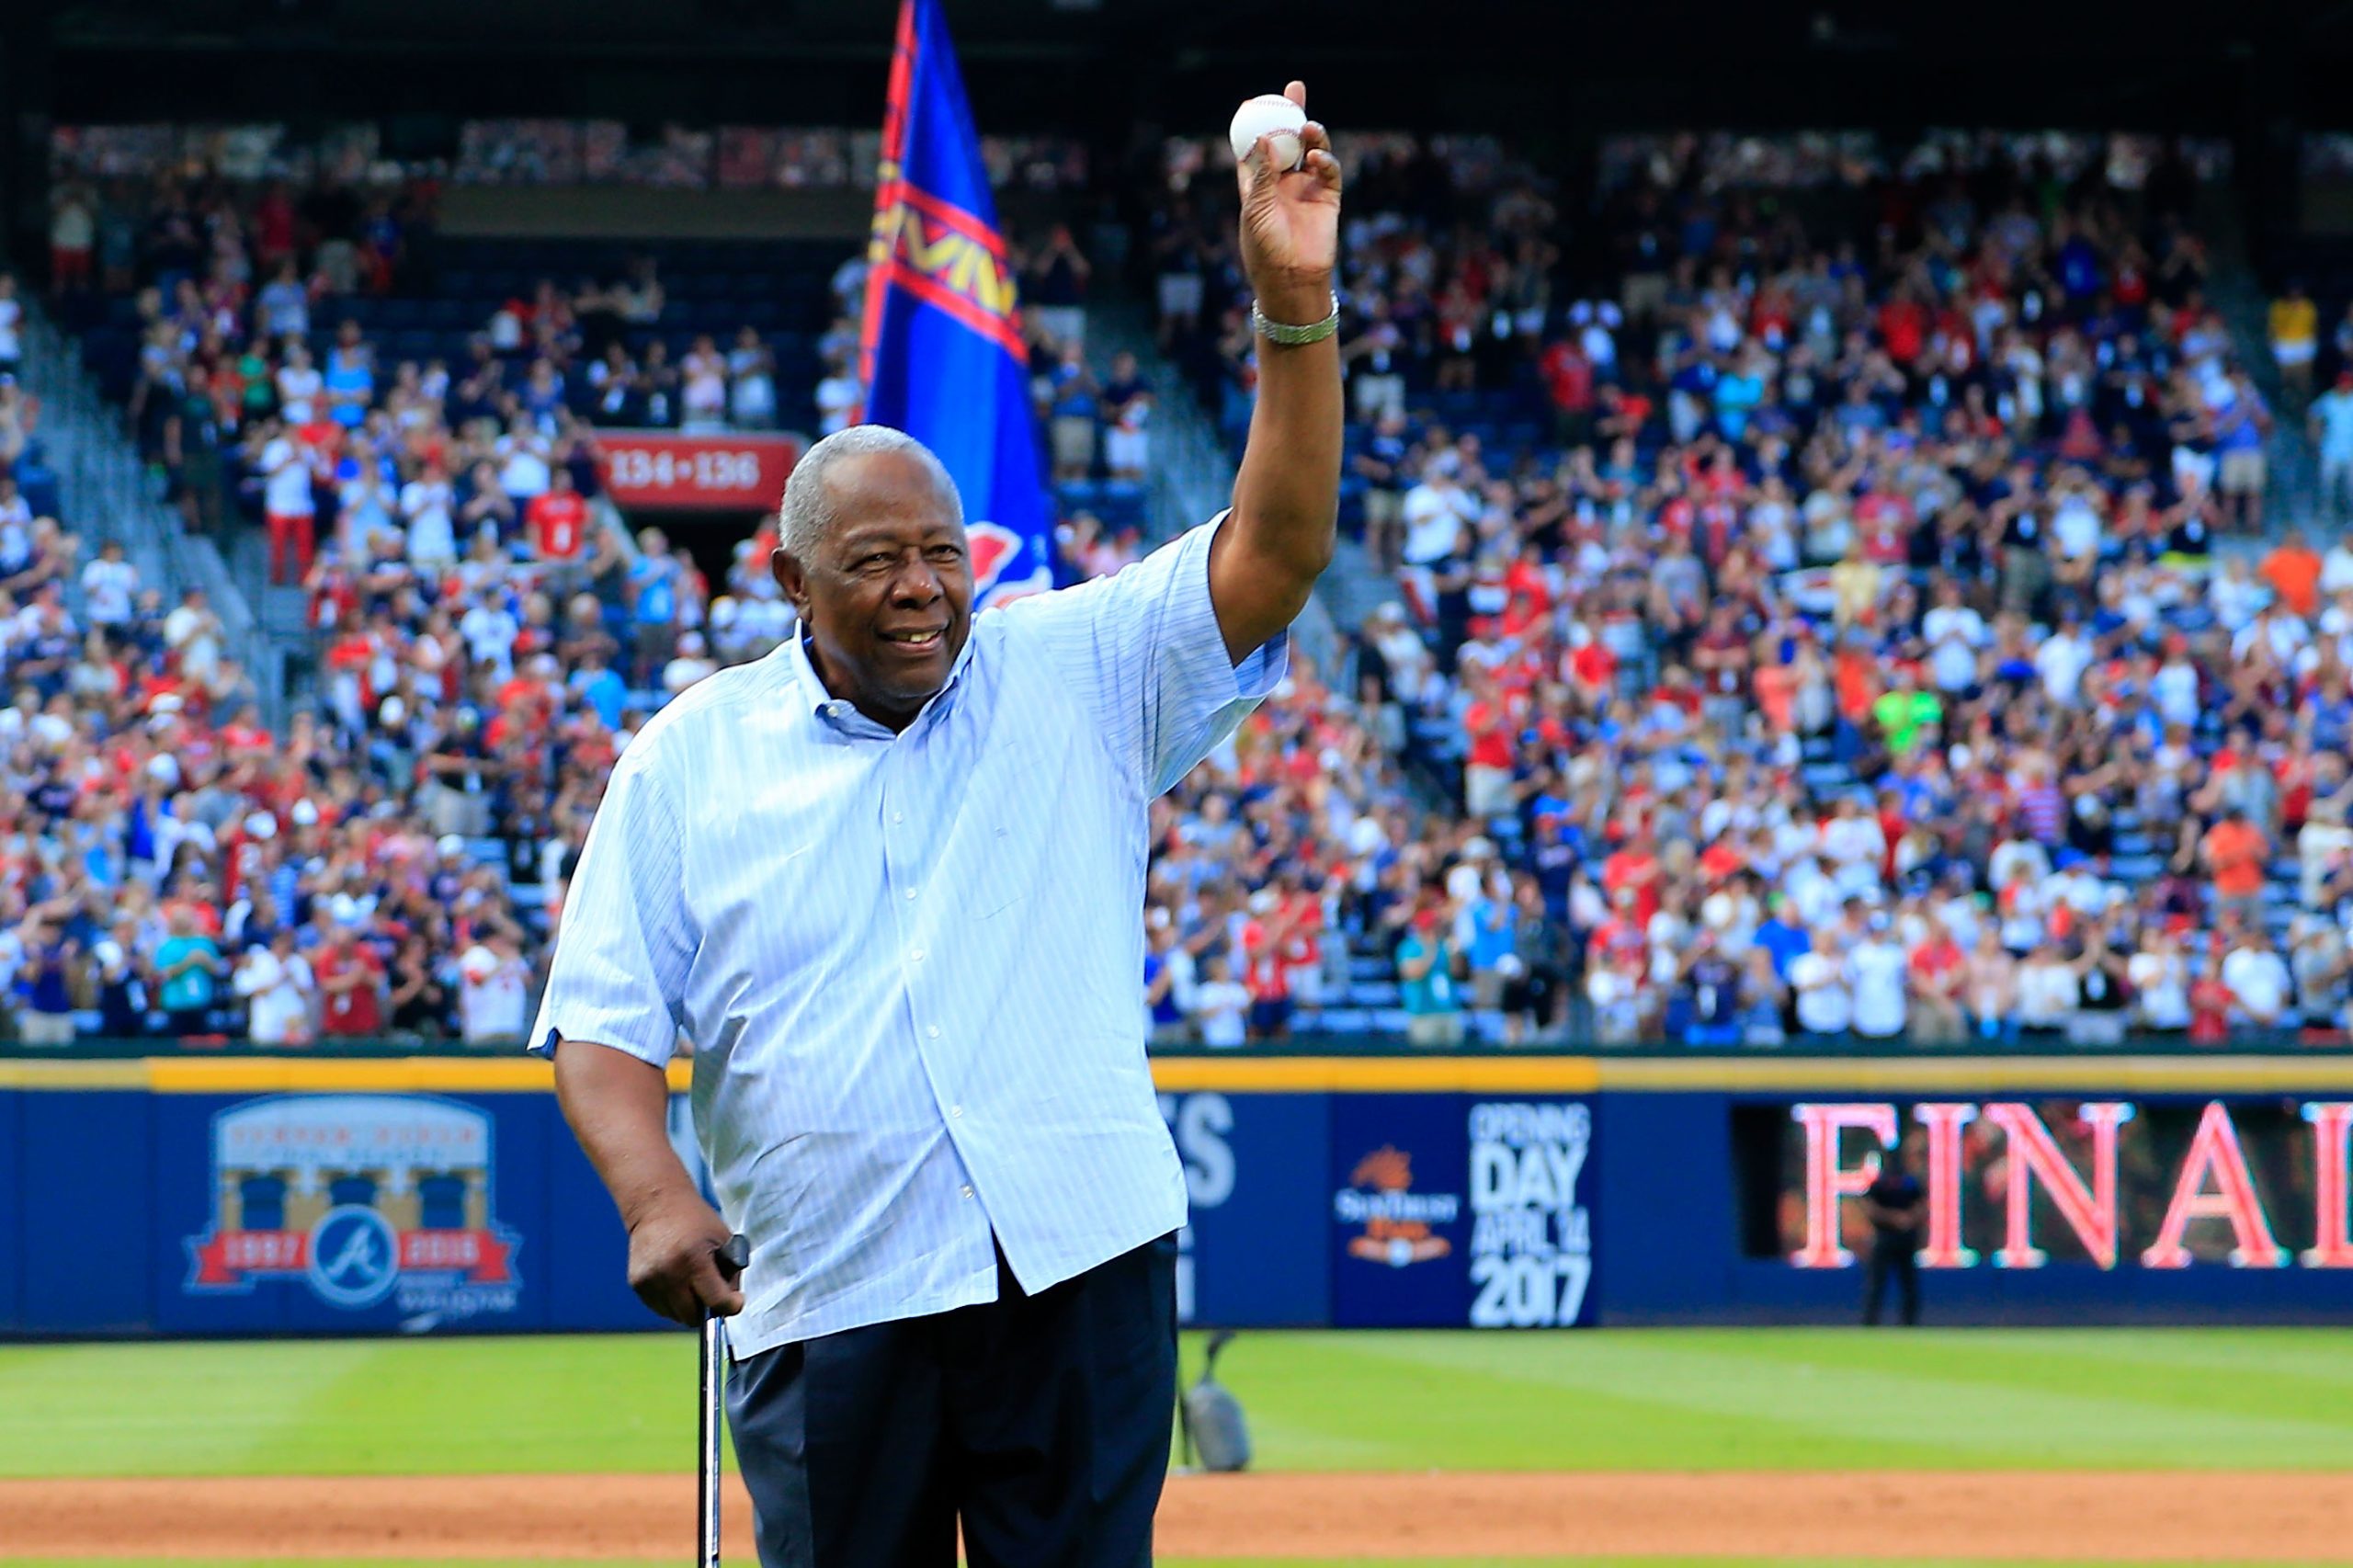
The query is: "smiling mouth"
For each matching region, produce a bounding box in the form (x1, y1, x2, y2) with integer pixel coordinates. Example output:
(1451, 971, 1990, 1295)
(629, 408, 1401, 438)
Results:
(881, 628, 946, 652)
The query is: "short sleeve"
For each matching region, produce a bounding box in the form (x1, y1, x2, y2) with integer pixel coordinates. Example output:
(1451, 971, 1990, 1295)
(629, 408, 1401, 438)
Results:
(527, 748, 694, 1065)
(998, 512, 1289, 798)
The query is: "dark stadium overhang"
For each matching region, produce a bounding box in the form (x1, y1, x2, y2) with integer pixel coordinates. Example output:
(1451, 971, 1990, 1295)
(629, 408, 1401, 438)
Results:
(7, 0, 2341, 138)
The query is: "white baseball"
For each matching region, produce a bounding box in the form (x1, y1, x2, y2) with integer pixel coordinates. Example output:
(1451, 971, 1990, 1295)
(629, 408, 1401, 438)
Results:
(1228, 93, 1306, 173)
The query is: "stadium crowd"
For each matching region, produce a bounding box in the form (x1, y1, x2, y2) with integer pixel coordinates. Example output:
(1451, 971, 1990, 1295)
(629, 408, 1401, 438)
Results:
(6, 133, 2351, 1052)
(1138, 132, 2353, 1050)
(0, 165, 1168, 1050)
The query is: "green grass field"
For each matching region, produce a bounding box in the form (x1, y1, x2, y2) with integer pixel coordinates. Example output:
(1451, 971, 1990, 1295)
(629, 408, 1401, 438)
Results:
(4, 1327, 2349, 1564)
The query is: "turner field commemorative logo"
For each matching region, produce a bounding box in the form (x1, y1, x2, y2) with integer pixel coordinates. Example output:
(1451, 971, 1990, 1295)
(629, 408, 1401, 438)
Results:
(184, 1095, 521, 1320)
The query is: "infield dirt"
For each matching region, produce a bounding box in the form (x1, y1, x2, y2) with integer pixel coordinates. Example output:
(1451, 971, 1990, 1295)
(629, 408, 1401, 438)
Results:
(3, 1471, 2350, 1561)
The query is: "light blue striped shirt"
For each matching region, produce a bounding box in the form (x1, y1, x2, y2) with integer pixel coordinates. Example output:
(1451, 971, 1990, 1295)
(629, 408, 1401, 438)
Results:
(530, 515, 1287, 1355)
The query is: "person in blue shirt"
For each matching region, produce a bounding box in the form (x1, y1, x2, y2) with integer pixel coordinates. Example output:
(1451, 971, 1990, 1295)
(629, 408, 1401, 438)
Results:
(324, 321, 374, 429)
(2211, 369, 2272, 532)
(1753, 894, 1813, 983)
(572, 651, 628, 732)
(626, 528, 684, 686)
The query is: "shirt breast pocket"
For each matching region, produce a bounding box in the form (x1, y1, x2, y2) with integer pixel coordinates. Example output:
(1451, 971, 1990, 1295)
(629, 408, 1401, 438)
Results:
(962, 825, 1029, 922)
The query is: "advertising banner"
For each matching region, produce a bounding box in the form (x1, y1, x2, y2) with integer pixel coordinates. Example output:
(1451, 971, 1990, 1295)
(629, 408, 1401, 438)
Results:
(599, 431, 801, 511)
(1331, 1096, 1598, 1329)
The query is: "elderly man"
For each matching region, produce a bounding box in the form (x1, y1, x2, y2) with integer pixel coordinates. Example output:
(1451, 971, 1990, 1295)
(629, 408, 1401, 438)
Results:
(535, 85, 1341, 1568)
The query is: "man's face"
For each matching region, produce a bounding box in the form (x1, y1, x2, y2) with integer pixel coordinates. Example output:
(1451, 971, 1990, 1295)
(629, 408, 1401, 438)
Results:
(774, 450, 972, 727)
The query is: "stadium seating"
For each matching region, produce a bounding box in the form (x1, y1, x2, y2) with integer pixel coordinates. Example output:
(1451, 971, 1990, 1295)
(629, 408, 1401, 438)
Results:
(17, 130, 2351, 1054)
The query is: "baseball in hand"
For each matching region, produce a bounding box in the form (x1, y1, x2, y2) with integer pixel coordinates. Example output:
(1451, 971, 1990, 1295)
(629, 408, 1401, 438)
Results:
(1229, 93, 1306, 173)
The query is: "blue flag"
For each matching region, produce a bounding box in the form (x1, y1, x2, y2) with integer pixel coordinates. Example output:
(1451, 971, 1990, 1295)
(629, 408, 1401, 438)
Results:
(859, 0, 1054, 606)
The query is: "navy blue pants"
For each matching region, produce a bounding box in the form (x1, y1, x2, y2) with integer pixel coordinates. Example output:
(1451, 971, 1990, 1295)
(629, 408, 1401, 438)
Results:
(726, 1233, 1176, 1568)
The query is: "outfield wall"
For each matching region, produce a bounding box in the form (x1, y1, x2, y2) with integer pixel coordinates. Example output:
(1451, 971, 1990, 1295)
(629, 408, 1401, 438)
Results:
(6, 1054, 2353, 1336)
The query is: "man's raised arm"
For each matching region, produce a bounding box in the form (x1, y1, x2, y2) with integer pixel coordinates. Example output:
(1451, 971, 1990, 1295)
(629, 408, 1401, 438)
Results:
(1210, 79, 1344, 665)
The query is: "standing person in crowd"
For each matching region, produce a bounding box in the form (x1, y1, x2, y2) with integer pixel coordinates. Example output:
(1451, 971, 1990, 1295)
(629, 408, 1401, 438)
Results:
(1861, 1134, 1925, 1327)
(233, 929, 314, 1046)
(1399, 904, 1465, 1047)
(153, 908, 224, 1039)
(458, 930, 531, 1048)
(1847, 914, 1909, 1042)
(16, 916, 79, 1047)
(2272, 281, 2317, 396)
(2312, 371, 2353, 519)
(1789, 928, 1853, 1040)
(314, 925, 387, 1040)
(1190, 953, 1252, 1049)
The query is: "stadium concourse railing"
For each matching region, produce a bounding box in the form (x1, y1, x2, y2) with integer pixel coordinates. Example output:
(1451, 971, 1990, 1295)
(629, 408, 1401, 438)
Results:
(0, 1028, 2335, 1060)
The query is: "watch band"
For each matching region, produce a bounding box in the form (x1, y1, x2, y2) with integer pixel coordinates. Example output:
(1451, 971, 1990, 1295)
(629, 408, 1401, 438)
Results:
(1251, 291, 1341, 347)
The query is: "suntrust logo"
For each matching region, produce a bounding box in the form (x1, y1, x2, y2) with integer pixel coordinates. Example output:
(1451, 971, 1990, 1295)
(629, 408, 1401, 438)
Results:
(1335, 1146, 1459, 1267)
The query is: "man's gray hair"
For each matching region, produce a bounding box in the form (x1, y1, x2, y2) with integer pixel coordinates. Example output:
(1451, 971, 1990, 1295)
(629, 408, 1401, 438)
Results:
(777, 424, 964, 562)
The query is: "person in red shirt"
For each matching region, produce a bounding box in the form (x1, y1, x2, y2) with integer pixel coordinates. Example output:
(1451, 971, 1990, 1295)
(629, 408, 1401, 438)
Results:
(1908, 925, 1968, 1044)
(528, 468, 590, 574)
(1878, 284, 1928, 365)
(1461, 676, 1518, 820)
(315, 926, 387, 1038)
(1564, 628, 1617, 702)
(1601, 832, 1663, 926)
(1238, 897, 1292, 1040)
(1587, 886, 1648, 972)
(1276, 871, 1325, 1007)
(1539, 336, 1594, 445)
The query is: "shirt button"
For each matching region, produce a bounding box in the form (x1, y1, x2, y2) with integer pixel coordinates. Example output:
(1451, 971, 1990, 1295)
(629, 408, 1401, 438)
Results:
(910, 948, 926, 963)
(926, 1025, 941, 1039)
(950, 1104, 963, 1119)
(960, 1185, 974, 1199)
(904, 887, 917, 900)
(892, 811, 904, 824)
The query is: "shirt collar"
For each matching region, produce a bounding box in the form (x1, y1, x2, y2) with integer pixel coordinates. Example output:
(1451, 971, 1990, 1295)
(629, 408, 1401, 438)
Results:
(787, 619, 980, 732)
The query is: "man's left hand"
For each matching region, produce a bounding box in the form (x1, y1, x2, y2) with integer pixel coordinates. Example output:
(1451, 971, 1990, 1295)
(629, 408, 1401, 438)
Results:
(1234, 80, 1341, 322)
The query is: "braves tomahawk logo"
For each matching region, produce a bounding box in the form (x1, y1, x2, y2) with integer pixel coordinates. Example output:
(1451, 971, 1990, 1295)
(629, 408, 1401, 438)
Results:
(968, 519, 1051, 606)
